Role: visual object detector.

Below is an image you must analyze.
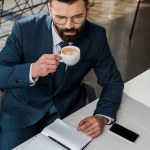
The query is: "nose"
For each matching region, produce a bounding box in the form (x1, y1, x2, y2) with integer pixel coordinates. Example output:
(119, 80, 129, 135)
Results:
(64, 19, 74, 29)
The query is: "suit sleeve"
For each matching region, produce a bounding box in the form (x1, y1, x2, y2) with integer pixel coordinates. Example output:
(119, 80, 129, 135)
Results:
(93, 29, 124, 121)
(0, 21, 31, 90)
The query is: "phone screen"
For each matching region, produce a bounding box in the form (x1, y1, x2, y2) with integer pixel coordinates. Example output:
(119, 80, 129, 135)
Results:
(109, 123, 139, 142)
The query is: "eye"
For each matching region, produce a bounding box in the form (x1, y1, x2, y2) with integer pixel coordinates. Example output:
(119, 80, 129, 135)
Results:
(56, 16, 66, 20)
(72, 16, 84, 23)
(54, 16, 67, 25)
(76, 16, 84, 19)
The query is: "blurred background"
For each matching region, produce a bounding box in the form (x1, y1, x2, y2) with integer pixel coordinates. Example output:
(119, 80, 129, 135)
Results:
(0, 0, 150, 98)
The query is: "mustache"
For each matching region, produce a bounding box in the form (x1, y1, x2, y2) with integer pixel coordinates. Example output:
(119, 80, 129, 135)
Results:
(62, 28, 78, 32)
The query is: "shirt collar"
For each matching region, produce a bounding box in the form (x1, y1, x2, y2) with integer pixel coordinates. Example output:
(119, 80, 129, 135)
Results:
(52, 22, 62, 46)
(52, 22, 72, 46)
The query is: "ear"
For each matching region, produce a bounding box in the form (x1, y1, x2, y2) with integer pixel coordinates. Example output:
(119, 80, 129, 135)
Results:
(48, 2, 52, 12)
(88, 1, 94, 8)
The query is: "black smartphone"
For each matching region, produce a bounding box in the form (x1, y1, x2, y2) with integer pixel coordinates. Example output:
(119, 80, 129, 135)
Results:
(109, 123, 139, 143)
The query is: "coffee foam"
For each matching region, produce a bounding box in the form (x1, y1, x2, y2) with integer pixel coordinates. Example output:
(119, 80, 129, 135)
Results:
(62, 48, 79, 55)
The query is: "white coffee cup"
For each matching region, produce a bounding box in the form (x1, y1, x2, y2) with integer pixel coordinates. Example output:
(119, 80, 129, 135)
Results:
(59, 46, 80, 66)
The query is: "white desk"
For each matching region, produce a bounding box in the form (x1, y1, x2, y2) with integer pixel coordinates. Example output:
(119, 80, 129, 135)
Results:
(13, 69, 150, 150)
(64, 94, 150, 150)
(124, 69, 150, 107)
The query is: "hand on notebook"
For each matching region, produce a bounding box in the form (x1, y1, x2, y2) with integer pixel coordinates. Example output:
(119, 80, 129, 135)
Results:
(77, 116, 108, 138)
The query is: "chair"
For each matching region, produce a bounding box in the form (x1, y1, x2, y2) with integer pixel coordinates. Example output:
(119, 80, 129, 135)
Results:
(82, 82, 97, 103)
(89, 0, 95, 7)
(0, 83, 96, 109)
(129, 0, 142, 40)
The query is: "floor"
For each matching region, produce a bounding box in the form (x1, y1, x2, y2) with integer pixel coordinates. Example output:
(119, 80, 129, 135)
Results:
(0, 0, 150, 97)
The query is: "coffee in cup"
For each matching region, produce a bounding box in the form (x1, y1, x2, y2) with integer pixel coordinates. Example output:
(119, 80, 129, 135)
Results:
(60, 46, 80, 66)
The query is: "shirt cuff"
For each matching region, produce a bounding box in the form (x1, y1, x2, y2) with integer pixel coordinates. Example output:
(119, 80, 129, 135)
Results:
(29, 64, 38, 86)
(95, 114, 114, 125)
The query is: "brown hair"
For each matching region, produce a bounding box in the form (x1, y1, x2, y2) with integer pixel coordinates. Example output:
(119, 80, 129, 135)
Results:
(48, 0, 89, 6)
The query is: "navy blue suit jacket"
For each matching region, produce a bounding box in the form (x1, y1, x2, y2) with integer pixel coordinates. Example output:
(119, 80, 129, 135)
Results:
(0, 13, 123, 131)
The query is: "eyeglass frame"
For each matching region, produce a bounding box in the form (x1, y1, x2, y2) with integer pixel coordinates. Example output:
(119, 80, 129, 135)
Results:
(53, 15, 86, 25)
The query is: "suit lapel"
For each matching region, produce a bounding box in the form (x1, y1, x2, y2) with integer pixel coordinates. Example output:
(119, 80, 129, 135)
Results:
(38, 14, 53, 56)
(38, 14, 54, 92)
(46, 16, 54, 93)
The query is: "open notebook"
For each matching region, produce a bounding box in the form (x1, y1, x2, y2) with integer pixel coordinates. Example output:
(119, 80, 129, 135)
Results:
(24, 119, 92, 150)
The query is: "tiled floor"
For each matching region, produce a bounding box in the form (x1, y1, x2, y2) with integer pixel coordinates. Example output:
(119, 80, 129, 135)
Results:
(0, 0, 150, 97)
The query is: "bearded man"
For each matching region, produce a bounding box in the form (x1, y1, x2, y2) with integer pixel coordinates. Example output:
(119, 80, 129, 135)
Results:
(0, 0, 123, 149)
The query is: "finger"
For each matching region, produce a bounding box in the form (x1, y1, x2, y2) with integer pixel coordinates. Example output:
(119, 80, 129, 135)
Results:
(48, 68, 57, 73)
(86, 126, 103, 138)
(46, 64, 58, 70)
(77, 121, 93, 131)
(42, 54, 61, 61)
(82, 124, 95, 133)
(51, 54, 61, 61)
(55, 54, 62, 61)
(45, 59, 59, 65)
(77, 120, 86, 128)
(39, 64, 58, 75)
(77, 117, 91, 127)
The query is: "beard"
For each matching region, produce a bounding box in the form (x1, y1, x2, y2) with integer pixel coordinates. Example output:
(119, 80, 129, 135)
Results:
(53, 21, 85, 42)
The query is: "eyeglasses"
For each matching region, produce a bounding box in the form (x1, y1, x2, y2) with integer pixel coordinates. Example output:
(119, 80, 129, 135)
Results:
(53, 15, 85, 25)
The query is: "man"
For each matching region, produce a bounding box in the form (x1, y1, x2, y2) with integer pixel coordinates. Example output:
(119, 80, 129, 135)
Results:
(0, 0, 124, 149)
